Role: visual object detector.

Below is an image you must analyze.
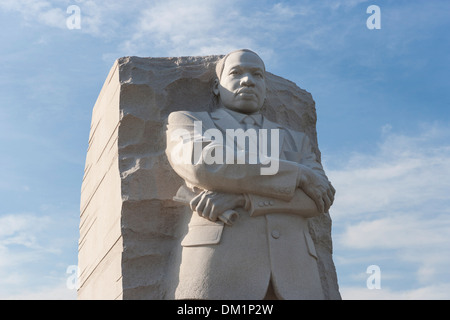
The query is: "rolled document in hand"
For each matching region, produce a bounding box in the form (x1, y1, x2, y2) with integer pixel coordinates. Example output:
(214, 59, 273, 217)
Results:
(173, 184, 240, 226)
(219, 210, 239, 226)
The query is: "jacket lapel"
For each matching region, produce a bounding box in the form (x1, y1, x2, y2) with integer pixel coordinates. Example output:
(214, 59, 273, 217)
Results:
(210, 108, 242, 132)
(210, 108, 287, 158)
(261, 117, 286, 158)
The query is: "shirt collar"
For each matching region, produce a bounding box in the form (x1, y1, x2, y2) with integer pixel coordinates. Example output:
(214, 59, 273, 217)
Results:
(222, 108, 263, 127)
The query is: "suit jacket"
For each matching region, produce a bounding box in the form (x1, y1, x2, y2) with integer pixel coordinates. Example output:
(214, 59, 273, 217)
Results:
(165, 108, 328, 300)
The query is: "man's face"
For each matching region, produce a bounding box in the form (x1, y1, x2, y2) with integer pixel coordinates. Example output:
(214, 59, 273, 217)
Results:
(215, 51, 266, 114)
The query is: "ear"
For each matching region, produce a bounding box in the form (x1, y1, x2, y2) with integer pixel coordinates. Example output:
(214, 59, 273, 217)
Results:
(213, 78, 220, 96)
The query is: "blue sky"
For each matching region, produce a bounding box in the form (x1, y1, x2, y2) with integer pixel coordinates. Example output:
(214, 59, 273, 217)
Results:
(0, 0, 449, 299)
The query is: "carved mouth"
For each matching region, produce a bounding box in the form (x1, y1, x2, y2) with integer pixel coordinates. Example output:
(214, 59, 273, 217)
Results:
(236, 89, 256, 96)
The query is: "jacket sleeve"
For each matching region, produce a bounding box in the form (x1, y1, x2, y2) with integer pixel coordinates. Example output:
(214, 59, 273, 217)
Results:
(165, 110, 301, 201)
(246, 189, 321, 218)
(245, 130, 330, 217)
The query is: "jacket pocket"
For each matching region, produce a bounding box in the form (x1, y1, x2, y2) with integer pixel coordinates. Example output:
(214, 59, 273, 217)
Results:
(181, 224, 224, 247)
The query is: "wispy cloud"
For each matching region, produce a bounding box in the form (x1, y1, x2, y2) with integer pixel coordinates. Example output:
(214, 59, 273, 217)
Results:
(341, 283, 450, 300)
(0, 279, 76, 300)
(120, 0, 304, 58)
(340, 214, 450, 250)
(0, 213, 50, 292)
(4, 0, 448, 70)
(328, 122, 450, 299)
(0, 213, 77, 297)
(0, 0, 66, 29)
(0, 0, 331, 61)
(328, 123, 450, 219)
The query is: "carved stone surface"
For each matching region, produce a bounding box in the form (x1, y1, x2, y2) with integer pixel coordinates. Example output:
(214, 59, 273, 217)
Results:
(78, 54, 341, 300)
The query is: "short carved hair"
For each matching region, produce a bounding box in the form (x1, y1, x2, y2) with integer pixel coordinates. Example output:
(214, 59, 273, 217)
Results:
(215, 49, 266, 80)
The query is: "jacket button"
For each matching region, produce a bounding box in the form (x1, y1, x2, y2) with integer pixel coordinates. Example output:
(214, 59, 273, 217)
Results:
(271, 230, 280, 239)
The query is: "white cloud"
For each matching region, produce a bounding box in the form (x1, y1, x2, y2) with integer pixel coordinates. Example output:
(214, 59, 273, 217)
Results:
(341, 283, 450, 300)
(0, 0, 66, 29)
(4, 0, 449, 66)
(328, 123, 450, 218)
(0, 0, 133, 37)
(122, 0, 269, 57)
(0, 212, 77, 298)
(0, 213, 57, 284)
(112, 0, 328, 60)
(320, 0, 369, 11)
(0, 214, 50, 249)
(0, 280, 76, 300)
(340, 214, 450, 249)
(328, 122, 450, 299)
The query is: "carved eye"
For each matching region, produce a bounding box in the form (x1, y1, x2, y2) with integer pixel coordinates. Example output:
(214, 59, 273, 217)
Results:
(229, 69, 240, 76)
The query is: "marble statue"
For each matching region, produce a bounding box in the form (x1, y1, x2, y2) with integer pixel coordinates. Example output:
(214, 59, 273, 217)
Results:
(165, 49, 336, 300)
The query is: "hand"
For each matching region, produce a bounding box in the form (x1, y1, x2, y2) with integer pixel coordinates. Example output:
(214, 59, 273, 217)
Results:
(190, 191, 246, 222)
(296, 165, 335, 214)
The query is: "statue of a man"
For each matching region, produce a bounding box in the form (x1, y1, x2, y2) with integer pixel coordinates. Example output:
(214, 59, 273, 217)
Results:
(165, 49, 335, 300)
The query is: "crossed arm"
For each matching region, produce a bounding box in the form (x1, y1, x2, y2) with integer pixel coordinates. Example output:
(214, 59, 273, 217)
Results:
(166, 111, 335, 222)
(190, 169, 335, 222)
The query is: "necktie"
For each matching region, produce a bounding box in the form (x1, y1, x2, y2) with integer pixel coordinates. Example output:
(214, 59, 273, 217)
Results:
(243, 115, 259, 130)
(242, 116, 259, 160)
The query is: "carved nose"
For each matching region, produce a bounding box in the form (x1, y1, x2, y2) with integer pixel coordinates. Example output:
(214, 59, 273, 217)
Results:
(240, 74, 255, 86)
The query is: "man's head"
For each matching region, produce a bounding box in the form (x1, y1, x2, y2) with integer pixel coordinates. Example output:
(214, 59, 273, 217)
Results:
(213, 49, 266, 114)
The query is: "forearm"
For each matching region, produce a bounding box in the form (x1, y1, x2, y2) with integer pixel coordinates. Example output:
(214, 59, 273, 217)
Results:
(166, 123, 300, 201)
(245, 189, 321, 218)
(168, 149, 301, 201)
